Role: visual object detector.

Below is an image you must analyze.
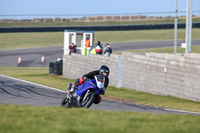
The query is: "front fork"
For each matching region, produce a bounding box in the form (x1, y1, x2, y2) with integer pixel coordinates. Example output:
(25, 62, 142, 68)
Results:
(66, 83, 73, 103)
(82, 90, 90, 102)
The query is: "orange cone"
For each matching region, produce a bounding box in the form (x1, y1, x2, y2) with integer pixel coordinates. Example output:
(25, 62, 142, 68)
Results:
(41, 56, 45, 63)
(18, 56, 21, 64)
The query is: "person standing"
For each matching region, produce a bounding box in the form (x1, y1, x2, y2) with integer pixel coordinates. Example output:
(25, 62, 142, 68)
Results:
(81, 44, 87, 55)
(94, 41, 103, 55)
(85, 37, 90, 48)
(103, 43, 112, 56)
(69, 43, 76, 55)
(85, 37, 91, 56)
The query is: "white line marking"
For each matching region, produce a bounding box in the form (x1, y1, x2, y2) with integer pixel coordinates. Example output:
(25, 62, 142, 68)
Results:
(164, 108, 200, 115)
(0, 74, 65, 93)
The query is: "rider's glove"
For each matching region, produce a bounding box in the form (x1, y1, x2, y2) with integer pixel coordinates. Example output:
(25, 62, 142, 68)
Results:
(83, 76, 89, 81)
(99, 87, 105, 95)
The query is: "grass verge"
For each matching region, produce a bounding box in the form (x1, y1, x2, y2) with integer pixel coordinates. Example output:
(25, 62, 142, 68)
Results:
(114, 45, 200, 55)
(0, 29, 200, 50)
(0, 66, 200, 112)
(1, 104, 200, 133)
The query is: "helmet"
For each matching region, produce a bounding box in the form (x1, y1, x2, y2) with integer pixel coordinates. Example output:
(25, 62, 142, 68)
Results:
(99, 65, 110, 77)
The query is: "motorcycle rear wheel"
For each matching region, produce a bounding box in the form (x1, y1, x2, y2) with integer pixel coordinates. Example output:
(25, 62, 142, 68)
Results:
(61, 98, 71, 108)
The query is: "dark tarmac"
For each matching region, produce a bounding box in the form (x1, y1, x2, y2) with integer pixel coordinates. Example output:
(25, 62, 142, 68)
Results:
(0, 74, 199, 115)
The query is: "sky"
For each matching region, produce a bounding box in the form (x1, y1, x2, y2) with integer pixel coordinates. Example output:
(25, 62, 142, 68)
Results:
(0, 0, 199, 15)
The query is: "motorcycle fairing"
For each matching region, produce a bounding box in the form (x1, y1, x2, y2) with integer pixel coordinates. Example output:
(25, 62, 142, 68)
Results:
(76, 79, 100, 96)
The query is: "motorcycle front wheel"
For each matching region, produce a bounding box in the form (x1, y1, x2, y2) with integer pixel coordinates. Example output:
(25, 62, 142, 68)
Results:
(80, 92, 96, 108)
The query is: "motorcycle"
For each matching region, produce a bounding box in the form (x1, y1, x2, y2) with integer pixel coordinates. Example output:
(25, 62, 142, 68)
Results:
(61, 75, 105, 108)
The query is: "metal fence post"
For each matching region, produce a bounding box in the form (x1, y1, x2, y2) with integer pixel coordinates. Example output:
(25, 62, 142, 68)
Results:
(61, 16, 63, 22)
(18, 15, 20, 22)
(44, 15, 46, 23)
(87, 15, 89, 21)
(70, 15, 72, 22)
(53, 15, 55, 22)
(118, 56, 122, 87)
(129, 13, 131, 21)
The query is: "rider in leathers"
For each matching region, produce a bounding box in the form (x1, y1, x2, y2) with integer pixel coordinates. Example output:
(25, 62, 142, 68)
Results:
(68, 65, 110, 104)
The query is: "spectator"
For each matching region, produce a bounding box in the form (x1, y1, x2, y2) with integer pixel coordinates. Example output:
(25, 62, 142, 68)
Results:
(85, 38, 91, 55)
(85, 37, 90, 48)
(81, 45, 87, 55)
(103, 43, 112, 56)
(94, 41, 103, 55)
(69, 43, 76, 54)
(90, 45, 96, 55)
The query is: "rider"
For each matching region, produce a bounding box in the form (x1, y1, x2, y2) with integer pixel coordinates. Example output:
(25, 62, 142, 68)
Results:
(68, 65, 110, 104)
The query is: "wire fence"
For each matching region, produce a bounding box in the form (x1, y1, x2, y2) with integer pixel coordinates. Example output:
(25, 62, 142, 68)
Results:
(0, 11, 200, 23)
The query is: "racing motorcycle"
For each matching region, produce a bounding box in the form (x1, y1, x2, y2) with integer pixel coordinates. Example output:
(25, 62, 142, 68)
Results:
(61, 75, 105, 108)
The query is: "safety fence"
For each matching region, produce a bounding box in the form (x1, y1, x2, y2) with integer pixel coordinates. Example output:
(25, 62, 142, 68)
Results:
(0, 11, 199, 23)
(0, 23, 200, 33)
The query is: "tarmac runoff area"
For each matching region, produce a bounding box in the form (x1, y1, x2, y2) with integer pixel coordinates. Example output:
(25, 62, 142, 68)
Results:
(0, 39, 200, 67)
(0, 74, 200, 115)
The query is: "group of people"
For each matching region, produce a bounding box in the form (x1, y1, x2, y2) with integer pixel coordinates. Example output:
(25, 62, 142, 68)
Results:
(69, 39, 112, 56)
(85, 41, 112, 56)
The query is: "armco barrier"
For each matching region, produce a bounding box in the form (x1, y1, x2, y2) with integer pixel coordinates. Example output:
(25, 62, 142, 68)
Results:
(63, 53, 200, 102)
(0, 23, 200, 33)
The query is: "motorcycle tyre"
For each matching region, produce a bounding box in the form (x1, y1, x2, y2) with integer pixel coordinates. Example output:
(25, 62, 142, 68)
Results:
(61, 98, 71, 108)
(81, 92, 96, 108)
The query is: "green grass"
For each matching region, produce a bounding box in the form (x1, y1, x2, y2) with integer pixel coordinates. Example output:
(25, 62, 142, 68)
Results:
(0, 18, 200, 27)
(1, 67, 200, 133)
(114, 45, 200, 55)
(0, 66, 200, 112)
(0, 28, 200, 50)
(0, 32, 64, 50)
(1, 104, 200, 133)
(95, 28, 200, 43)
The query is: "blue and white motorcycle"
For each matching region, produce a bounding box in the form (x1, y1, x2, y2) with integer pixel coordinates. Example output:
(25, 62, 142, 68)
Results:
(61, 75, 105, 108)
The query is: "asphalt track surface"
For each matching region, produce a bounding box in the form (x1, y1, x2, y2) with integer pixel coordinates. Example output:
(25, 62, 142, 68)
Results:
(1, 40, 200, 114)
(0, 39, 200, 67)
(1, 74, 200, 115)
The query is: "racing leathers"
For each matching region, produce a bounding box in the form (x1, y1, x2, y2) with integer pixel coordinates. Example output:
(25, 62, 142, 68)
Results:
(72, 70, 109, 104)
(74, 70, 109, 89)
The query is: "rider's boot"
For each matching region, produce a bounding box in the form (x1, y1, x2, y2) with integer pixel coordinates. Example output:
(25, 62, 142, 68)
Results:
(67, 85, 77, 95)
(68, 88, 73, 95)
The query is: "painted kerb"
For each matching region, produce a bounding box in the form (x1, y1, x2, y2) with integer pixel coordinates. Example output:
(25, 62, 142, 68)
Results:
(63, 53, 200, 102)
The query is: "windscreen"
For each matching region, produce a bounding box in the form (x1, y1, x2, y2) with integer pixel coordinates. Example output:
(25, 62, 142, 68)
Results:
(94, 75, 105, 89)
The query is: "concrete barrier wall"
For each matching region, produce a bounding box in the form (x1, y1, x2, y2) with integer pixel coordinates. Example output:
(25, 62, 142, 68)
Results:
(63, 52, 200, 101)
(122, 52, 200, 101)
(63, 53, 120, 87)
